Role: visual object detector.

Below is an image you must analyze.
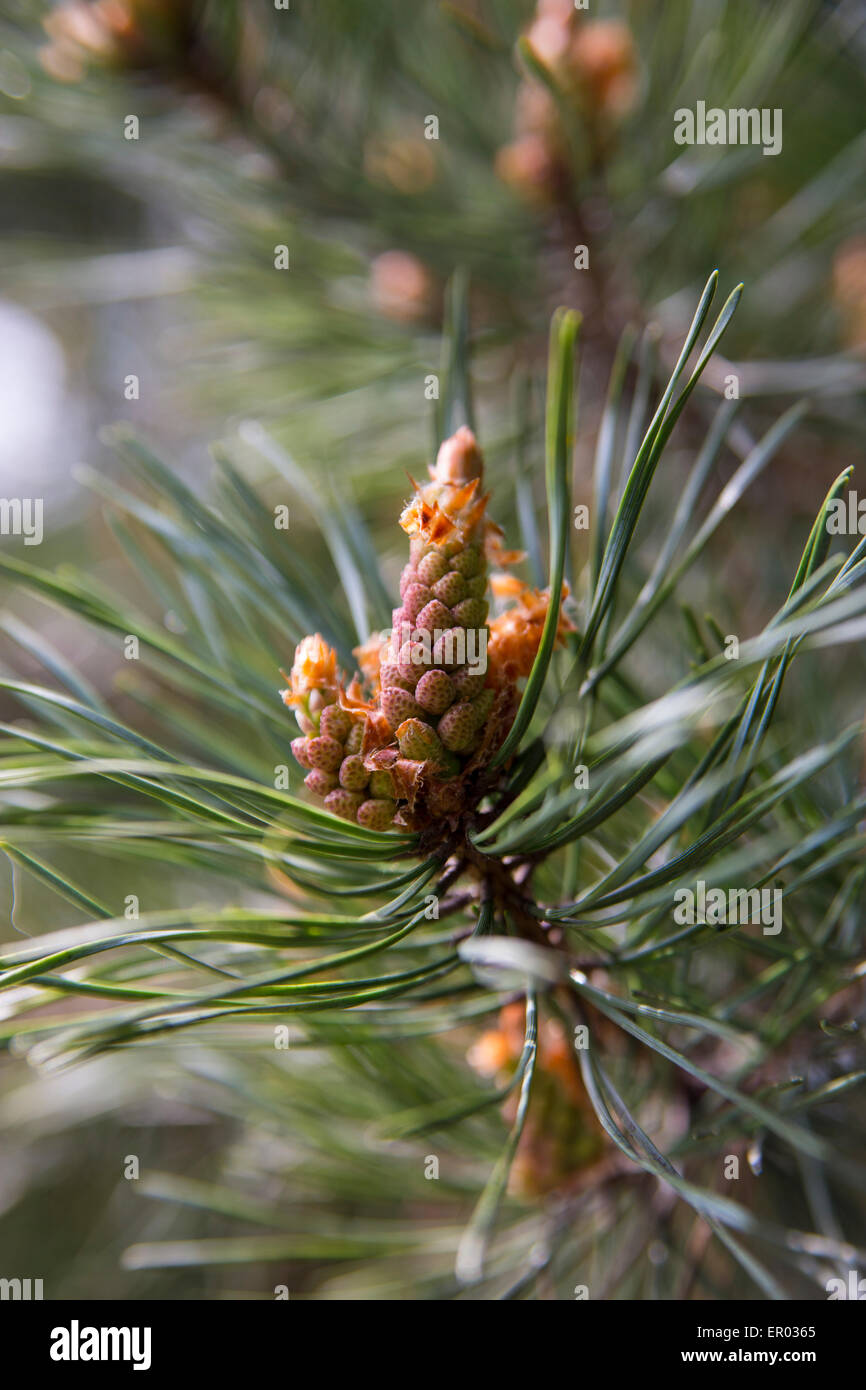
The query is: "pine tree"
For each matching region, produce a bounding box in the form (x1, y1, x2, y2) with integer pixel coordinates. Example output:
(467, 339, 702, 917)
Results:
(0, 0, 864, 1302)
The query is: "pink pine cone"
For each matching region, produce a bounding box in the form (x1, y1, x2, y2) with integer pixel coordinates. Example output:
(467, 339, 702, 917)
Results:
(324, 789, 365, 822)
(344, 723, 364, 754)
(291, 736, 314, 770)
(451, 545, 483, 577)
(416, 551, 449, 586)
(415, 669, 455, 715)
(452, 597, 488, 628)
(397, 638, 431, 681)
(470, 688, 495, 729)
(305, 769, 338, 796)
(416, 598, 453, 633)
(286, 424, 506, 832)
(369, 769, 397, 798)
(381, 686, 424, 730)
(305, 736, 344, 772)
(464, 573, 488, 599)
(451, 669, 486, 700)
(357, 798, 397, 830)
(319, 705, 352, 741)
(438, 701, 478, 752)
(432, 571, 466, 606)
(403, 583, 434, 622)
(380, 661, 416, 692)
(339, 754, 369, 791)
(396, 717, 445, 762)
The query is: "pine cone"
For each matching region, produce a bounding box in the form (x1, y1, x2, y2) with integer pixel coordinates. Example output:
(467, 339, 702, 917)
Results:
(283, 428, 570, 832)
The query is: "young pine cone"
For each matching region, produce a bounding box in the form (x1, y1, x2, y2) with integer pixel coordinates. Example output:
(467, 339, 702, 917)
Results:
(283, 427, 569, 832)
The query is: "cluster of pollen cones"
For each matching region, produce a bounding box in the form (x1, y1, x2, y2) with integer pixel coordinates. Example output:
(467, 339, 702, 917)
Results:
(283, 427, 572, 832)
(496, 0, 638, 204)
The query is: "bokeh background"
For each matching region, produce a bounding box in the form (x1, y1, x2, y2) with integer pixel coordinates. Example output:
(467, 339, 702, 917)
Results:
(0, 0, 865, 1298)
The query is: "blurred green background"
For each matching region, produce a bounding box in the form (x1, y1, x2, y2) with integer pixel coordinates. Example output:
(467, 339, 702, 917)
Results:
(0, 0, 865, 1298)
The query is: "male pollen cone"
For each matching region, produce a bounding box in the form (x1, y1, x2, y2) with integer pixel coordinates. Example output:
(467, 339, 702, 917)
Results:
(283, 427, 573, 831)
